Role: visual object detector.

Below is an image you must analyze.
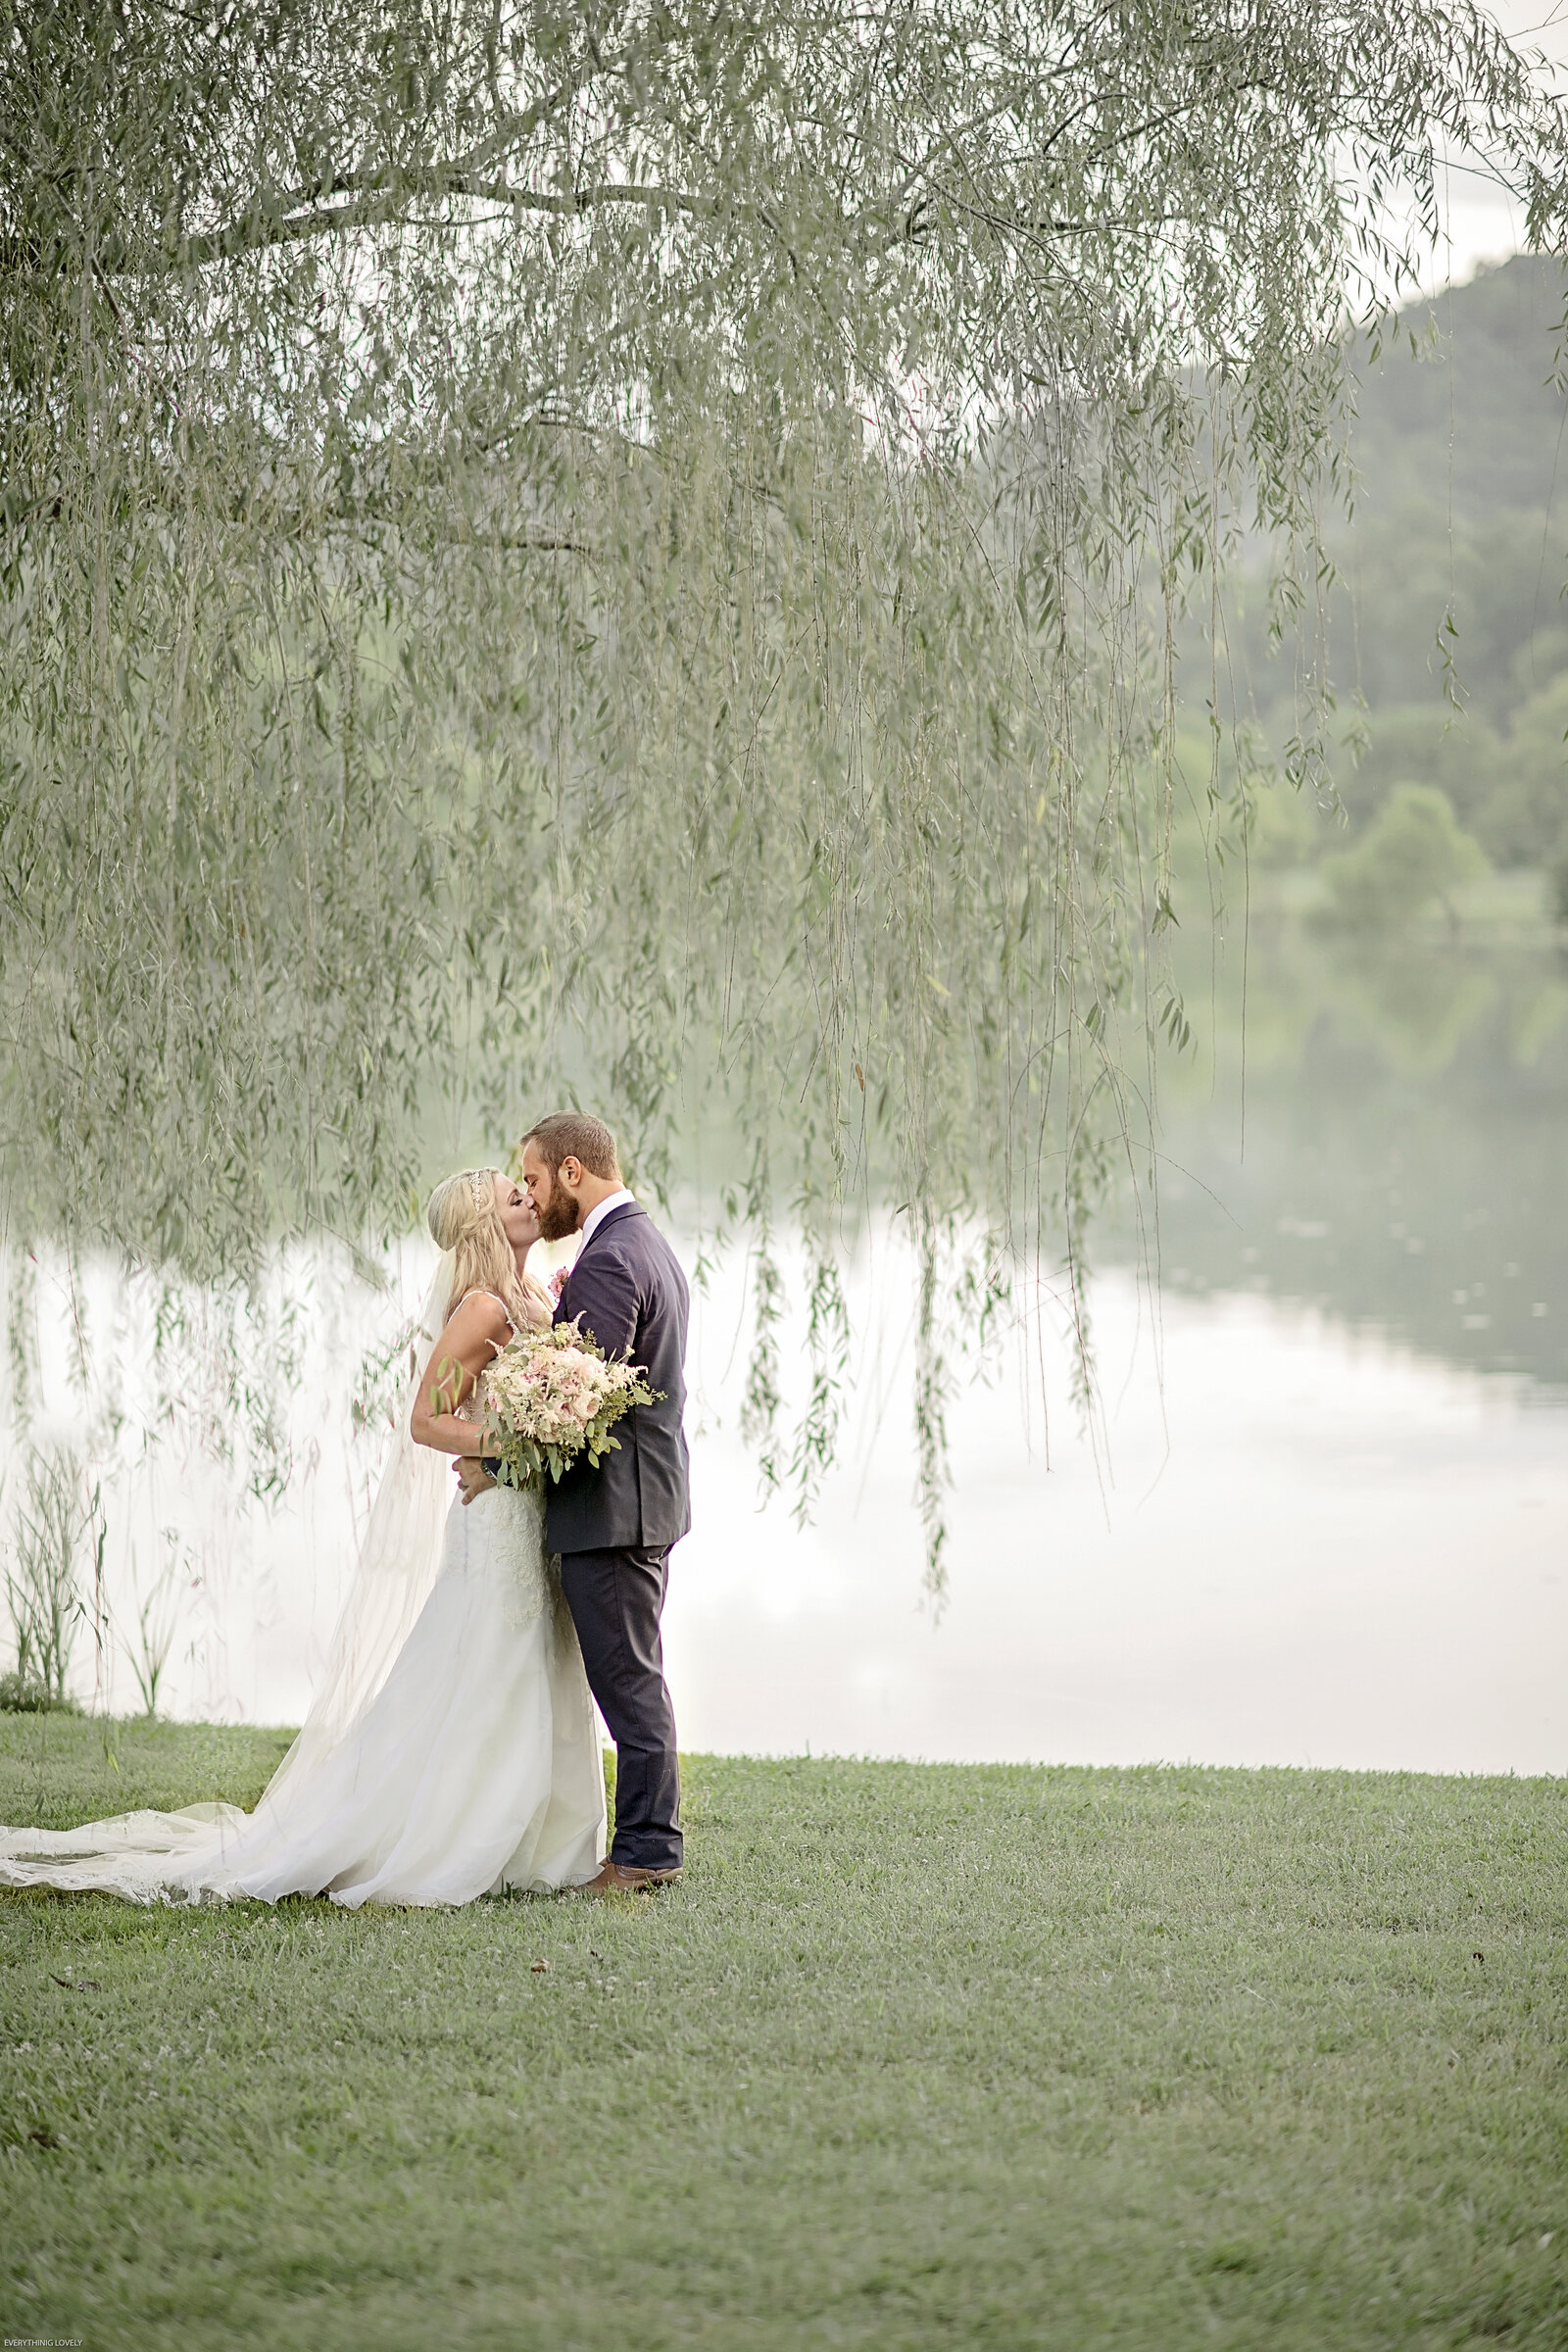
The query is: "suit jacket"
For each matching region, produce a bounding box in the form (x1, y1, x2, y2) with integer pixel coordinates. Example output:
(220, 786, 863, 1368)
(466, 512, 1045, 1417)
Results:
(545, 1200, 691, 1554)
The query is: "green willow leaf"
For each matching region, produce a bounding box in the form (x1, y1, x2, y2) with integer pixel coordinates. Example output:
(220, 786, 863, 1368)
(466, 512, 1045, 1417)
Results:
(2, 2, 1565, 1577)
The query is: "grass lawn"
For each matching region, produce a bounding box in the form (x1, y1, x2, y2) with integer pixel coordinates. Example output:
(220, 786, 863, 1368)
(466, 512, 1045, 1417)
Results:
(1, 1714, 1564, 2350)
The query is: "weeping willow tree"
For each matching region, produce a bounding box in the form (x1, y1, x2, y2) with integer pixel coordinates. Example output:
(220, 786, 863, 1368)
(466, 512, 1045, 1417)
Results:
(2, 0, 1566, 1568)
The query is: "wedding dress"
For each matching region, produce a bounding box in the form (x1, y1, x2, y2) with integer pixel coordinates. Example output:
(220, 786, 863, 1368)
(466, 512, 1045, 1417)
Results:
(0, 1267, 606, 1907)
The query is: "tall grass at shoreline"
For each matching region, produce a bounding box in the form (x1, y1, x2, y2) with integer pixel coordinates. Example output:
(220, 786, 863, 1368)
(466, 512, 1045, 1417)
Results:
(1, 1716, 1564, 2350)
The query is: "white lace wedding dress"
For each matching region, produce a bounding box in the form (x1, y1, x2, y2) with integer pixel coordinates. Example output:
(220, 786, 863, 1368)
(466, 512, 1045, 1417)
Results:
(0, 1279, 606, 1908)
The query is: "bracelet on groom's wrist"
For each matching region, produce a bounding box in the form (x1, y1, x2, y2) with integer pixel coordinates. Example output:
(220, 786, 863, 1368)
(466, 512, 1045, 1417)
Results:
(480, 1456, 501, 1479)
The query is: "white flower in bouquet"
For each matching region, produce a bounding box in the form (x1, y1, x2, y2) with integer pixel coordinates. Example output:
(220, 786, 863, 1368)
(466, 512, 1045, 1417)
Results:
(481, 1318, 659, 1490)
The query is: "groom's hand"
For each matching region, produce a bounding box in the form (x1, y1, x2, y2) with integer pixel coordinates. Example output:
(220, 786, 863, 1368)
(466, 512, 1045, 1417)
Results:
(455, 1457, 495, 1506)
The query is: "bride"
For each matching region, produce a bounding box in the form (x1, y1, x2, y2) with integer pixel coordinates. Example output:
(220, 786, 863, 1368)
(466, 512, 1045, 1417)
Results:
(0, 1170, 606, 1906)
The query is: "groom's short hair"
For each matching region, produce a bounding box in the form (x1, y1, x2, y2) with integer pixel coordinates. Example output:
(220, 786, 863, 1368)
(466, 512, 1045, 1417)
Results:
(521, 1111, 620, 1181)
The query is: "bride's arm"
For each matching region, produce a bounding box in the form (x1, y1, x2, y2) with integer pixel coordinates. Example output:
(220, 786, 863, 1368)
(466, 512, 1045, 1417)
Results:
(409, 1295, 512, 1456)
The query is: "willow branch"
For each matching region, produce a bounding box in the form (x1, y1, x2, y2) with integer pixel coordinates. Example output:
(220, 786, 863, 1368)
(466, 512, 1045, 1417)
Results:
(80, 172, 710, 276)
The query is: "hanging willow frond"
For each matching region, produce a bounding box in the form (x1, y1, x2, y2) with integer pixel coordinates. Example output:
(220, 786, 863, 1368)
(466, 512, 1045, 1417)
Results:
(1, 0, 1563, 1307)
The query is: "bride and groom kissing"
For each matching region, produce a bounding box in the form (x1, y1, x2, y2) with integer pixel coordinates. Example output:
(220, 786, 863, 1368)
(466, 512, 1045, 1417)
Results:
(0, 1112, 692, 1907)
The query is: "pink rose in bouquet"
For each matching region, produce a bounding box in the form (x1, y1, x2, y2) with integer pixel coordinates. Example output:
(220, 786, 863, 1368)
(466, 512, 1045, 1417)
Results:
(480, 1318, 658, 1489)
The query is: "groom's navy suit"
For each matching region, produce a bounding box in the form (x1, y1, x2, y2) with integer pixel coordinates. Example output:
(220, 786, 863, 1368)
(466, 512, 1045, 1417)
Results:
(547, 1200, 689, 1871)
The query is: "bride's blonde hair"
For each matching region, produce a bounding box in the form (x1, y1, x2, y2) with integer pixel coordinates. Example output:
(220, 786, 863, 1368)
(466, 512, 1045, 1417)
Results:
(425, 1167, 549, 1331)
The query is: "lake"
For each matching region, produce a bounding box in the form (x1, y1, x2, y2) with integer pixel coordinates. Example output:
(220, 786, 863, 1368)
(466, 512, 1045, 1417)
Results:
(6, 906, 1565, 1775)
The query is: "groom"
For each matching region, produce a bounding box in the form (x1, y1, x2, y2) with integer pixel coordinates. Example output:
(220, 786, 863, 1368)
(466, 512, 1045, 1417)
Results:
(459, 1110, 689, 1892)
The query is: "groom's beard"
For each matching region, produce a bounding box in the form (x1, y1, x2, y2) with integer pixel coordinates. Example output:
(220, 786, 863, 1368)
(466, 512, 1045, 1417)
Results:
(535, 1189, 582, 1244)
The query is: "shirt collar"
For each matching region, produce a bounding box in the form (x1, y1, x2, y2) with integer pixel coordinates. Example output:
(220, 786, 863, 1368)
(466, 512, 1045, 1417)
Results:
(579, 1188, 636, 1250)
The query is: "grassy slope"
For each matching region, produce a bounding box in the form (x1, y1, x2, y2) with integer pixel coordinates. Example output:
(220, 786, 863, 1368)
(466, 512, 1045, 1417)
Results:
(1, 1717, 1565, 2351)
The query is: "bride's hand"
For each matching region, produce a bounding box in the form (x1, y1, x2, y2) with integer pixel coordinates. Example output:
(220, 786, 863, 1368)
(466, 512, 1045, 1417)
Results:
(455, 1457, 495, 1506)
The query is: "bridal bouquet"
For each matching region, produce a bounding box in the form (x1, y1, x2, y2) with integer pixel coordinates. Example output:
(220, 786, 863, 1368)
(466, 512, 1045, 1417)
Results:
(481, 1319, 658, 1491)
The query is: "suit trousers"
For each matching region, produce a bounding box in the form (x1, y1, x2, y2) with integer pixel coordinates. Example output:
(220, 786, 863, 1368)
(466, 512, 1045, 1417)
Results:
(558, 1544, 682, 1872)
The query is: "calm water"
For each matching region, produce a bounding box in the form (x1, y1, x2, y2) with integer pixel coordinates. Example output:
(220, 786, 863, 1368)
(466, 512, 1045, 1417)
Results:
(1148, 913, 1568, 1394)
(7, 914, 1567, 1773)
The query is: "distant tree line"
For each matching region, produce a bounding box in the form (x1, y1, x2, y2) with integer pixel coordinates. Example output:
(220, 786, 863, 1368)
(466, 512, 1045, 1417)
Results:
(1209, 256, 1568, 896)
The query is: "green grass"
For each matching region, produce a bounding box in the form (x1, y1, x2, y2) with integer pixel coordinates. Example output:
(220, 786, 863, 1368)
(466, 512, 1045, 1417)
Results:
(1, 1715, 1565, 2350)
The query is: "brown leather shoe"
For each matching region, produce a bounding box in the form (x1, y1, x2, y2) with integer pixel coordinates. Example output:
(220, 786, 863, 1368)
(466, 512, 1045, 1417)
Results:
(577, 1859, 683, 1896)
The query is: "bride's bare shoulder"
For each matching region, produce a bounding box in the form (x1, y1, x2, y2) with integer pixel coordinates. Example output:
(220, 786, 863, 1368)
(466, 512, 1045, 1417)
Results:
(440, 1290, 514, 1348)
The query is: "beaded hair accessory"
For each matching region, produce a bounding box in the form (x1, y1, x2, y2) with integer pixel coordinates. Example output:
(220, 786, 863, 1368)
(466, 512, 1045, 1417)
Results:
(467, 1168, 487, 1212)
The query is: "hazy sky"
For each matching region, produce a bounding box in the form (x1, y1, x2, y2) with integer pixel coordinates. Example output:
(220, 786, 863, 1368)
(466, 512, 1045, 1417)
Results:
(1419, 2, 1568, 285)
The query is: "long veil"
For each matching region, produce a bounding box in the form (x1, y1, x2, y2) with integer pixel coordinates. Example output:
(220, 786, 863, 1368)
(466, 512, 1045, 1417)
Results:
(0, 1254, 466, 1896)
(1, 1246, 611, 1904)
(260, 1252, 457, 1809)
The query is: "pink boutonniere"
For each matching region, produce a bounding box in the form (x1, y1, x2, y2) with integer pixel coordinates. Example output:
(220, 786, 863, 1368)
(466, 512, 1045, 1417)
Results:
(549, 1265, 570, 1303)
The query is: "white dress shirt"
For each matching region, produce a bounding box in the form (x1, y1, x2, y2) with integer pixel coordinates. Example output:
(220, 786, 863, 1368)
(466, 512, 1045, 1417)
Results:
(578, 1187, 636, 1250)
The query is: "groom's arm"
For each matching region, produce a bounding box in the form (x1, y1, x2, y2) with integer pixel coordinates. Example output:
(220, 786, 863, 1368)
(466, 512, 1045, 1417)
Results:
(561, 1246, 640, 1361)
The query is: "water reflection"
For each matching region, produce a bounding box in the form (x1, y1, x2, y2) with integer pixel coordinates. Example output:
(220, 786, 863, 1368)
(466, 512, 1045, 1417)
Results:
(1, 910, 1562, 1771)
(1, 1216, 1562, 1773)
(671, 1270, 1568, 1777)
(661, 907, 1568, 1776)
(1147, 911, 1568, 1390)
